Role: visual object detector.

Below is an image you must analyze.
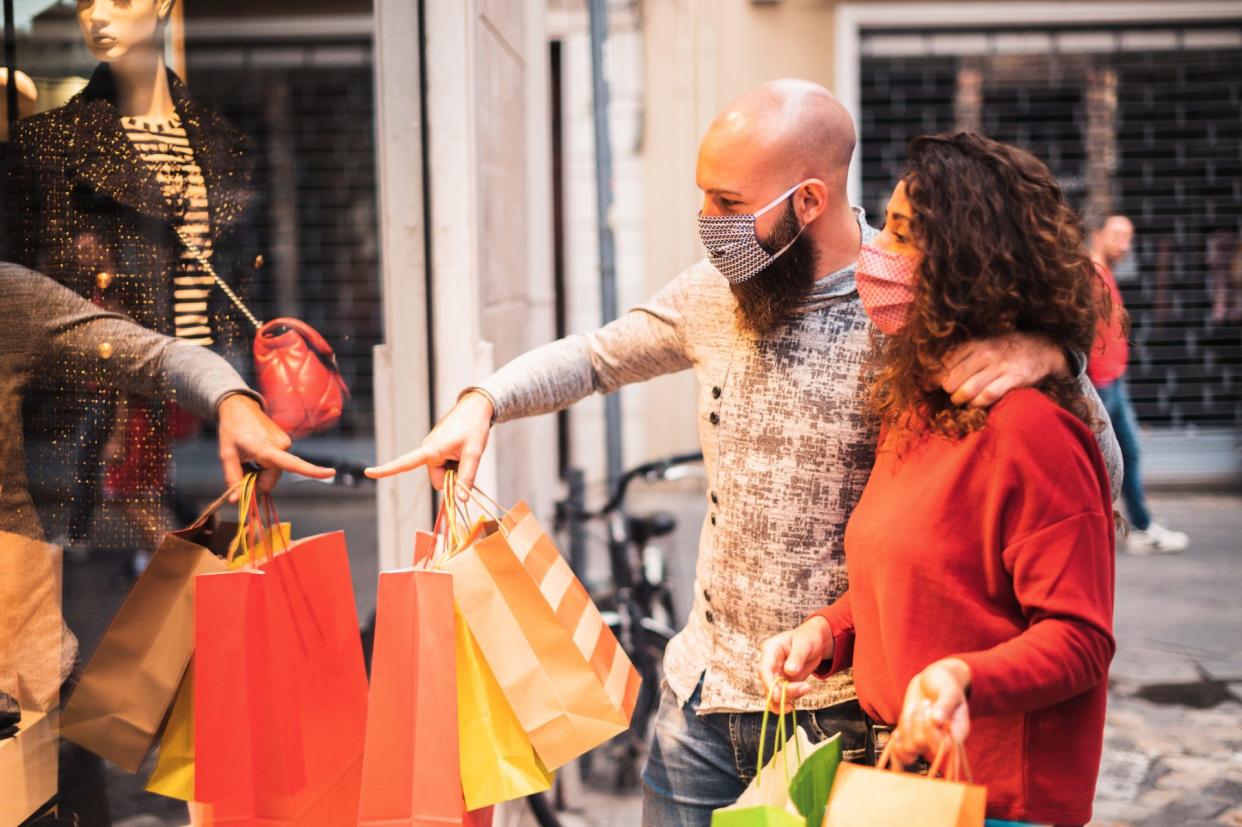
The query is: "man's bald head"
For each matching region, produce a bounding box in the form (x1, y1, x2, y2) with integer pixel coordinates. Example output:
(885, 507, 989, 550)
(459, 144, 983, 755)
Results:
(695, 80, 862, 334)
(698, 79, 856, 200)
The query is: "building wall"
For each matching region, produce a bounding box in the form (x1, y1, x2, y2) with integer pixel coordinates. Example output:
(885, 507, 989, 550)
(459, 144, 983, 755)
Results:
(638, 0, 843, 458)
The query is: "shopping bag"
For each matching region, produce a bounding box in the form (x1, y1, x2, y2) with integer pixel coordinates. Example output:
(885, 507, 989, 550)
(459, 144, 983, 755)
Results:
(145, 660, 196, 801)
(403, 492, 550, 812)
(500, 501, 641, 724)
(787, 730, 842, 827)
(823, 732, 986, 826)
(712, 684, 807, 827)
(0, 709, 59, 826)
(195, 477, 368, 825)
(456, 601, 554, 809)
(441, 482, 639, 770)
(59, 487, 236, 772)
(358, 568, 495, 825)
(146, 522, 291, 802)
(0, 531, 64, 712)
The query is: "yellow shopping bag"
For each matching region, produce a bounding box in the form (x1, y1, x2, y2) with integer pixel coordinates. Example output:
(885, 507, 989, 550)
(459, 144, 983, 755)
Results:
(455, 603, 554, 809)
(145, 660, 195, 799)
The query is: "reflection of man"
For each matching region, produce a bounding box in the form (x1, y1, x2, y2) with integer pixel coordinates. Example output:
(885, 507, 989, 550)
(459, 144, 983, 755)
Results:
(1089, 215, 1188, 554)
(0, 262, 333, 542)
(2, 261, 333, 824)
(370, 79, 1120, 825)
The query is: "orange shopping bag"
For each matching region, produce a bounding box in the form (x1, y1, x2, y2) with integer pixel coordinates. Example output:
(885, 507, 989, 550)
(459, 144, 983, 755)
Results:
(438, 473, 640, 771)
(358, 564, 493, 826)
(823, 732, 986, 827)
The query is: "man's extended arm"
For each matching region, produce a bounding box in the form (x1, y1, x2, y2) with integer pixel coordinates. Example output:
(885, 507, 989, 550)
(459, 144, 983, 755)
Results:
(368, 273, 695, 492)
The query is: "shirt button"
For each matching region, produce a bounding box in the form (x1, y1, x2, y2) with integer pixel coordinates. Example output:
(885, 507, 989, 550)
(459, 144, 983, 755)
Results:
(710, 491, 719, 505)
(712, 386, 722, 399)
(710, 514, 717, 526)
(95, 271, 113, 290)
(709, 412, 720, 425)
(703, 591, 711, 603)
(705, 610, 715, 624)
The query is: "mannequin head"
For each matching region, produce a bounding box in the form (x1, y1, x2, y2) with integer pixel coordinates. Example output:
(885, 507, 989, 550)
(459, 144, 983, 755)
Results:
(77, 0, 176, 64)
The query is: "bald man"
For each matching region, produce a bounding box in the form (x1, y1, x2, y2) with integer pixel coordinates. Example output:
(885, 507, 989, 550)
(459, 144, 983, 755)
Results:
(370, 80, 1115, 823)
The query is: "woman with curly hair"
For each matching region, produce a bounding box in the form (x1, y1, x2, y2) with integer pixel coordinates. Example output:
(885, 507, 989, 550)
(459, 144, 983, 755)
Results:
(759, 132, 1116, 827)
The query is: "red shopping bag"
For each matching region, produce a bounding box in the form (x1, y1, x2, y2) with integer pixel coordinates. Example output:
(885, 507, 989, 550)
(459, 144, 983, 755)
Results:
(195, 492, 368, 825)
(358, 568, 493, 826)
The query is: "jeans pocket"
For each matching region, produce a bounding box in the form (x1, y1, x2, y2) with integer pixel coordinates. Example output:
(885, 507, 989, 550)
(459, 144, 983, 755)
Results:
(808, 701, 868, 755)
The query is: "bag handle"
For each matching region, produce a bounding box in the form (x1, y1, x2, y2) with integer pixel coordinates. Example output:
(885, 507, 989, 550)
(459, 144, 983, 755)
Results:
(185, 479, 247, 533)
(876, 726, 972, 783)
(225, 473, 261, 566)
(755, 680, 800, 792)
(172, 224, 263, 331)
(225, 473, 289, 567)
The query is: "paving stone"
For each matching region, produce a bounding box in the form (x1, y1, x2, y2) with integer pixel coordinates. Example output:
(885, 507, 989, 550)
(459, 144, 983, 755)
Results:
(1218, 805, 1242, 825)
(1096, 746, 1153, 802)
(1204, 777, 1242, 803)
(1137, 792, 1235, 826)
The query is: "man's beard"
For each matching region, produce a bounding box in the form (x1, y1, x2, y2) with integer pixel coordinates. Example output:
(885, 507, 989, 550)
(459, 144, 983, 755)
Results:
(729, 202, 819, 336)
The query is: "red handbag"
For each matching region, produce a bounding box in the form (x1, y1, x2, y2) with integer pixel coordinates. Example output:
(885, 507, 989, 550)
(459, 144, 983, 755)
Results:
(175, 230, 349, 439)
(254, 318, 350, 439)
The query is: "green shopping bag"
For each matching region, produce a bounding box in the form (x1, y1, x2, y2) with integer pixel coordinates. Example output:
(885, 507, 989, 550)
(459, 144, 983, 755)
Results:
(712, 684, 811, 827)
(789, 729, 842, 827)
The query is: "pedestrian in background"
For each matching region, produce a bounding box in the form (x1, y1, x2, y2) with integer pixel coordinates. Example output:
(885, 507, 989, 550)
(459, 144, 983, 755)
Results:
(1088, 215, 1190, 555)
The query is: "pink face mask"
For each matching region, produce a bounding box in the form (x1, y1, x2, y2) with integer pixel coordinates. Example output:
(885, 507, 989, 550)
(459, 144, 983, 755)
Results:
(855, 242, 920, 335)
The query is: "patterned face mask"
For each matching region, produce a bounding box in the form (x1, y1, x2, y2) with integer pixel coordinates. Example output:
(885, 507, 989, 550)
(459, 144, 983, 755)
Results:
(697, 182, 806, 284)
(855, 241, 920, 334)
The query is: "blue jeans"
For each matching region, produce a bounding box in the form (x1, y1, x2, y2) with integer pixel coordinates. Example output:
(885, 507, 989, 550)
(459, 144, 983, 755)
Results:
(641, 679, 868, 826)
(1096, 378, 1151, 530)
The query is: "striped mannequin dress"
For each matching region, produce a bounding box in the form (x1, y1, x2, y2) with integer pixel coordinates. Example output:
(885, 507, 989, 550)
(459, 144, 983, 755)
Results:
(104, 113, 217, 498)
(121, 112, 216, 346)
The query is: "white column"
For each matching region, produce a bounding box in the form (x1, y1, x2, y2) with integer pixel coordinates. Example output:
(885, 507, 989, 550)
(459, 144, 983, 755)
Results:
(372, 0, 432, 573)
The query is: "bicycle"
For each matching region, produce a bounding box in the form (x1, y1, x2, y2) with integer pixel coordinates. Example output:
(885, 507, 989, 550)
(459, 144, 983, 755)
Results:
(553, 451, 705, 790)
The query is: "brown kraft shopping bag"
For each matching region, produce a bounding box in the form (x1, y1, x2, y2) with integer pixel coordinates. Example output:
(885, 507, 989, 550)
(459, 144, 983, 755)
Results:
(59, 487, 236, 772)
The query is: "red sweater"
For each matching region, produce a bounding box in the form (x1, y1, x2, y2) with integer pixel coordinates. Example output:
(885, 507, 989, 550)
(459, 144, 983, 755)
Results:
(813, 389, 1115, 826)
(1087, 261, 1129, 388)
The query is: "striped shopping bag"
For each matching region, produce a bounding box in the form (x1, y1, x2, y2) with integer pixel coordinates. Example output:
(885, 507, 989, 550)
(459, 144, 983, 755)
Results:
(441, 496, 640, 770)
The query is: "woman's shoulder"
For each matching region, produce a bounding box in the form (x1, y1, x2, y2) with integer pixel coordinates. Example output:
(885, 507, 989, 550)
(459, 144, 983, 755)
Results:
(984, 387, 1107, 481)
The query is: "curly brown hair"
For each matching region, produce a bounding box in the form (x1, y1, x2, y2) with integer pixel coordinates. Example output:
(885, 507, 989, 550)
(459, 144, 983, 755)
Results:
(871, 132, 1110, 439)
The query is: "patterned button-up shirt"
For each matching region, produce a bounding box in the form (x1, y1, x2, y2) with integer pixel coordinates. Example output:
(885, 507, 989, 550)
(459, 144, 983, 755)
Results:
(477, 210, 1120, 714)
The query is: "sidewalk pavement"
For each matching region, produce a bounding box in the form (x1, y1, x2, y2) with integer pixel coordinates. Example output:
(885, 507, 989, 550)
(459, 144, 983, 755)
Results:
(64, 490, 1238, 827)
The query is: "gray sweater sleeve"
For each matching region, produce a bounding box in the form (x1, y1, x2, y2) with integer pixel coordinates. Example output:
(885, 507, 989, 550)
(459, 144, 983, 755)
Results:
(21, 265, 260, 419)
(474, 273, 695, 424)
(1079, 374, 1123, 501)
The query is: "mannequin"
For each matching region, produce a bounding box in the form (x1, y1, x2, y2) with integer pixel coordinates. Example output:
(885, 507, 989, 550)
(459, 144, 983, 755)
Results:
(5, 0, 261, 565)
